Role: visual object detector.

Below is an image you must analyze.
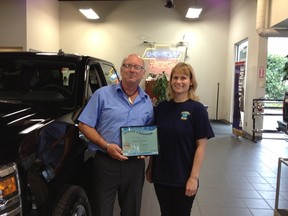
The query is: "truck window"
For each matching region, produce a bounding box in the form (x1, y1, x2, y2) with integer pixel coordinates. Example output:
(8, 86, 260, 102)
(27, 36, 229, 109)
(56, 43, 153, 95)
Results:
(101, 63, 119, 85)
(0, 59, 76, 102)
(88, 63, 119, 93)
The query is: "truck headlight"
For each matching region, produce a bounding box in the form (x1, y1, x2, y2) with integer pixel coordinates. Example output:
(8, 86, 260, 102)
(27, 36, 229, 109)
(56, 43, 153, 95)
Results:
(0, 174, 18, 200)
(0, 163, 20, 203)
(0, 163, 22, 215)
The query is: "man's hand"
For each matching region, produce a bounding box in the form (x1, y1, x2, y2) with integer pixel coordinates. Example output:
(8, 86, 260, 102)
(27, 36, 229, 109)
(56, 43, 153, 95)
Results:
(106, 143, 128, 161)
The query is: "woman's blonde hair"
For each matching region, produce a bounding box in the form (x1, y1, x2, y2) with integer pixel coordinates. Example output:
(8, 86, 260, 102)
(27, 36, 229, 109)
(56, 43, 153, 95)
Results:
(166, 62, 199, 101)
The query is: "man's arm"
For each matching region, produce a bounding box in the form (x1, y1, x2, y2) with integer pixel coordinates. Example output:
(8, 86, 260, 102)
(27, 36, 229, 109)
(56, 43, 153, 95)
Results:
(78, 122, 128, 161)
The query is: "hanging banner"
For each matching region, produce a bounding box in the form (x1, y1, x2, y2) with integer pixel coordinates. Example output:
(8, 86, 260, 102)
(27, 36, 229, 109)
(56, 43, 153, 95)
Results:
(233, 61, 245, 136)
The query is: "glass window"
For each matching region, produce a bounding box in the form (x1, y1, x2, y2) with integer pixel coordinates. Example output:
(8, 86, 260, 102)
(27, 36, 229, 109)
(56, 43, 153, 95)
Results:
(0, 57, 76, 102)
(101, 63, 119, 85)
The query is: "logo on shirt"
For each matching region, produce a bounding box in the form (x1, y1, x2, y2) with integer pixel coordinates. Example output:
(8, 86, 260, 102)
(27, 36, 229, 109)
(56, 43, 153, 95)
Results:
(180, 111, 190, 120)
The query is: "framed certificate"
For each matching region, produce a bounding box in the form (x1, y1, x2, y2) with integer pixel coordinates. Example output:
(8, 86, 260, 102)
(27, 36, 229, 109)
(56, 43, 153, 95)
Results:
(120, 125, 158, 157)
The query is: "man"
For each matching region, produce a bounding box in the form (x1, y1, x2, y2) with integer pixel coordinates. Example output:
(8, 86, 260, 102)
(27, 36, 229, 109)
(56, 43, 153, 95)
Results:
(78, 54, 153, 216)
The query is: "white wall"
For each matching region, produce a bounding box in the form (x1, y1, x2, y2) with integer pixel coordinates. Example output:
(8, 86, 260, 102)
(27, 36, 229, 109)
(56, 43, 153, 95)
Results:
(225, 0, 270, 135)
(0, 0, 59, 51)
(0, 0, 26, 49)
(59, 0, 230, 120)
(26, 0, 59, 51)
(225, 0, 288, 135)
(270, 0, 288, 27)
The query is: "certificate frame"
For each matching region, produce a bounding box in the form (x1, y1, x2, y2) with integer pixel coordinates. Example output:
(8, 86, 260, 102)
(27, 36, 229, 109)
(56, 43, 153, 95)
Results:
(120, 125, 158, 157)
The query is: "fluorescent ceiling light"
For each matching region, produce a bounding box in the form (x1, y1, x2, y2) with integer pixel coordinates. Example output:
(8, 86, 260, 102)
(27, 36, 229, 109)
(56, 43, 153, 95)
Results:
(79, 8, 99, 20)
(186, 7, 203, 19)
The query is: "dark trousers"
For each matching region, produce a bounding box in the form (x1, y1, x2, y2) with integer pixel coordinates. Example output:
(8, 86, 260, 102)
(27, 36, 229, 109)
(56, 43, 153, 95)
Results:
(92, 151, 145, 216)
(154, 183, 197, 216)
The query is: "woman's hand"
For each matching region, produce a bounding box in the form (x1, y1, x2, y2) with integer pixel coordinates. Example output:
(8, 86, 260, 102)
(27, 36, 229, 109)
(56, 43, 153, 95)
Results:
(185, 177, 198, 197)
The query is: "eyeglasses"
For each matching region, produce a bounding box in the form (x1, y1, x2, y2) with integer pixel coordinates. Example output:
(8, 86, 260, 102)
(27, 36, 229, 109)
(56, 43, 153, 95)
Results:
(122, 64, 144, 72)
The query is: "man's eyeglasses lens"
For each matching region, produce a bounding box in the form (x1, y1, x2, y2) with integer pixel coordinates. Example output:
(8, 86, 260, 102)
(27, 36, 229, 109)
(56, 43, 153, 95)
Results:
(122, 64, 144, 71)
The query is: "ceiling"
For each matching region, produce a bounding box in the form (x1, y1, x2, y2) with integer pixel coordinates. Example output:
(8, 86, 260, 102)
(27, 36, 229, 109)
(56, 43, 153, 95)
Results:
(58, 0, 158, 2)
(58, 0, 288, 30)
(57, 0, 196, 17)
(273, 18, 288, 29)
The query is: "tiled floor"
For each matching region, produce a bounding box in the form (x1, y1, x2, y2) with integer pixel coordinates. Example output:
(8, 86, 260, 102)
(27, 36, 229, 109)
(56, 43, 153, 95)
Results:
(114, 121, 288, 216)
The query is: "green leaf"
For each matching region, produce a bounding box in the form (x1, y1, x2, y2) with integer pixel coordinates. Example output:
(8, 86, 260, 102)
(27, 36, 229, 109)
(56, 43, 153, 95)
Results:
(152, 71, 168, 105)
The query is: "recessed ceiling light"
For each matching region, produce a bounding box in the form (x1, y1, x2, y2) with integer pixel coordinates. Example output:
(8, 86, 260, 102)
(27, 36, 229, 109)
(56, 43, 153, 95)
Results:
(79, 8, 99, 20)
(186, 7, 203, 19)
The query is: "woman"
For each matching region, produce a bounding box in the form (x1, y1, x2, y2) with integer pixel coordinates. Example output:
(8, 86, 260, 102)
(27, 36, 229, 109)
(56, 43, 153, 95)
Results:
(146, 62, 214, 216)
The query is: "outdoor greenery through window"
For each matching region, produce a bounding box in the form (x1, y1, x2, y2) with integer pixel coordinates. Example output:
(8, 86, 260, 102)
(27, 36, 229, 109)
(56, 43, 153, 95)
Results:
(266, 54, 288, 100)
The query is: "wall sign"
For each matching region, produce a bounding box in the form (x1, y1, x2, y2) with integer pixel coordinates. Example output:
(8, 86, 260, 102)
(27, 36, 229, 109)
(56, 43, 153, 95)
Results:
(142, 45, 184, 75)
(259, 67, 265, 78)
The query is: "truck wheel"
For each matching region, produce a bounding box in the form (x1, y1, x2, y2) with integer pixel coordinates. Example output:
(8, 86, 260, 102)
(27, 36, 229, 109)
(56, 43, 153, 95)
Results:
(53, 185, 91, 216)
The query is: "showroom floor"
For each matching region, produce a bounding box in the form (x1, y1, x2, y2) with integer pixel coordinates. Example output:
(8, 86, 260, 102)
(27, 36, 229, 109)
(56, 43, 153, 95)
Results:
(113, 120, 288, 216)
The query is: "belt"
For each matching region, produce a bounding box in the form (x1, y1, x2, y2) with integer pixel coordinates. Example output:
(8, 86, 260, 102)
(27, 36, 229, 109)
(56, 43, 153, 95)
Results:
(96, 150, 139, 160)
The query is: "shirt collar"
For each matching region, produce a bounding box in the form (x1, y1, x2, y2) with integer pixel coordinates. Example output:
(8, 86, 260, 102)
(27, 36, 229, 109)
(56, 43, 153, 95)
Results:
(115, 81, 148, 99)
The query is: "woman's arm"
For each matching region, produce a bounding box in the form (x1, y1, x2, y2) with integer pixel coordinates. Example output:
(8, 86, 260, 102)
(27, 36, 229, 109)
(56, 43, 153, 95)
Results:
(185, 138, 207, 196)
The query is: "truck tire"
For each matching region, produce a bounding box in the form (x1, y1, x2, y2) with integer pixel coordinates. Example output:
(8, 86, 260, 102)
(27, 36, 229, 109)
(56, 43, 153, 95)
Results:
(53, 185, 91, 216)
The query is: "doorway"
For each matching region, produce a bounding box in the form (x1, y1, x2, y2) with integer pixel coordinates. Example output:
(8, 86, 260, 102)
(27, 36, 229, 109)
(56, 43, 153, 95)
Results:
(232, 40, 248, 136)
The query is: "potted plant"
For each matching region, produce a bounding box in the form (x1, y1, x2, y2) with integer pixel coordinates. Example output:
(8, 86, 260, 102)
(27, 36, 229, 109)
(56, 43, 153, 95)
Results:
(152, 71, 168, 106)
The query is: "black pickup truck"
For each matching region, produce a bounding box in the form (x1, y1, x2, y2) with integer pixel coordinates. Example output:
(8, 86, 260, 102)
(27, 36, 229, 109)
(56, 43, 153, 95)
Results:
(0, 51, 120, 216)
